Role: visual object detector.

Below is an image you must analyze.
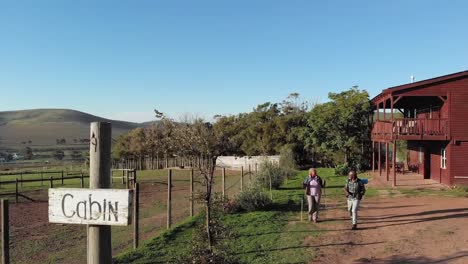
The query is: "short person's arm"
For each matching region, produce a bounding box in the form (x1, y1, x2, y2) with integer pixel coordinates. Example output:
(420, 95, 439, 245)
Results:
(343, 181, 350, 196)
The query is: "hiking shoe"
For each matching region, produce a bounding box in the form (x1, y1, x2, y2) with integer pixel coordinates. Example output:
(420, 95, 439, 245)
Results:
(351, 224, 357, 230)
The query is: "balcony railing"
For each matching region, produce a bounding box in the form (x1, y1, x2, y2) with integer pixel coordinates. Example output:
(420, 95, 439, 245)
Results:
(372, 118, 449, 140)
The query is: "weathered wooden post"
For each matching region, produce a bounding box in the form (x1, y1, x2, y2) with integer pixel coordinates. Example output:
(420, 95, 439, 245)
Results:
(88, 122, 112, 264)
(15, 179, 18, 203)
(49, 176, 53, 189)
(248, 164, 251, 182)
(126, 170, 130, 189)
(255, 163, 258, 174)
(240, 166, 244, 191)
(222, 167, 226, 197)
(190, 169, 194, 217)
(133, 183, 139, 249)
(20, 172, 23, 188)
(41, 171, 44, 186)
(1, 199, 9, 264)
(167, 169, 172, 229)
(81, 173, 85, 188)
(61, 171, 64, 185)
(121, 170, 125, 185)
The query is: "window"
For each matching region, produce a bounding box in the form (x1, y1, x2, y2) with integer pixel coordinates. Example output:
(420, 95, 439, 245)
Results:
(418, 147, 423, 163)
(441, 148, 447, 169)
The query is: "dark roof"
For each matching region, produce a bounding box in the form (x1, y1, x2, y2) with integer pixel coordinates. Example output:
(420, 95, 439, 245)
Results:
(372, 70, 468, 103)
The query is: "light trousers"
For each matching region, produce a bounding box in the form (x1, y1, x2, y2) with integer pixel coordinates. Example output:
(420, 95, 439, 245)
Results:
(347, 198, 360, 225)
(307, 195, 320, 221)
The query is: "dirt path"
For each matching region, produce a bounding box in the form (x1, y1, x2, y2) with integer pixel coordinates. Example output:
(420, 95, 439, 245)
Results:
(305, 196, 468, 264)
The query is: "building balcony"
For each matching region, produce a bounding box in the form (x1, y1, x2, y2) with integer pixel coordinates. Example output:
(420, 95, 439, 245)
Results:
(371, 118, 449, 141)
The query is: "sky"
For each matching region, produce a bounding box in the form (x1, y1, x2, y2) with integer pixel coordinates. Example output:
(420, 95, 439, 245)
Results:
(0, 0, 467, 123)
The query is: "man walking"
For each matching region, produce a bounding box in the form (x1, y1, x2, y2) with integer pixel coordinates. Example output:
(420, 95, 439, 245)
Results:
(344, 170, 366, 230)
(303, 168, 324, 223)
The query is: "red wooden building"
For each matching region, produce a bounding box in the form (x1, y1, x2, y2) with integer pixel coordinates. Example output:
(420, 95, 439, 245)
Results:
(371, 70, 468, 186)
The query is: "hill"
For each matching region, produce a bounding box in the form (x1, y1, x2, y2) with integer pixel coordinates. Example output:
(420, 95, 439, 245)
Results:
(0, 109, 147, 148)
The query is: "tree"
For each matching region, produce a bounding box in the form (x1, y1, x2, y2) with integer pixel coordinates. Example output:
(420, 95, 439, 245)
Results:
(24, 147, 33, 160)
(302, 87, 371, 168)
(53, 150, 65, 160)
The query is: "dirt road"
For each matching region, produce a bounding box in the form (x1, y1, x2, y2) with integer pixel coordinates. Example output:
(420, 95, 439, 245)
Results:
(305, 196, 468, 264)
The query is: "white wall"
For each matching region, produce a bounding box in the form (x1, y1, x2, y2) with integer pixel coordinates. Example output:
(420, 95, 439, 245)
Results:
(216, 156, 280, 170)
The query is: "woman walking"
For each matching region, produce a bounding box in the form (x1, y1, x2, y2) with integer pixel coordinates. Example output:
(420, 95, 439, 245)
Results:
(344, 170, 366, 230)
(303, 168, 324, 223)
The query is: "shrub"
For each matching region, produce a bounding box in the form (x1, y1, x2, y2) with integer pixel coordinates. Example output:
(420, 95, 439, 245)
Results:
(255, 160, 296, 189)
(334, 163, 350, 176)
(236, 187, 272, 212)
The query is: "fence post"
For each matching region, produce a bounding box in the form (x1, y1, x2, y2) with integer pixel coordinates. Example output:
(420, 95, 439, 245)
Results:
(240, 166, 244, 191)
(190, 169, 194, 217)
(81, 173, 85, 188)
(167, 169, 172, 229)
(20, 173, 23, 188)
(1, 199, 9, 264)
(61, 171, 64, 185)
(40, 171, 43, 186)
(133, 183, 139, 249)
(255, 163, 258, 174)
(15, 179, 18, 203)
(122, 170, 125, 185)
(126, 171, 130, 189)
(88, 122, 112, 264)
(49, 176, 53, 189)
(248, 164, 251, 182)
(222, 167, 226, 197)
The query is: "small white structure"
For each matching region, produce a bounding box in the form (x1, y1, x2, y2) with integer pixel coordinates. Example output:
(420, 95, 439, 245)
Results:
(216, 156, 280, 170)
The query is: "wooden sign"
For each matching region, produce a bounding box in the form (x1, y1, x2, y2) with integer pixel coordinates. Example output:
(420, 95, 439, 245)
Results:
(49, 188, 133, 226)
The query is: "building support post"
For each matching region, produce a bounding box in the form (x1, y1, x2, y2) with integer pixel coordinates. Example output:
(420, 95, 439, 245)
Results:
(386, 141, 389, 182)
(393, 140, 397, 187)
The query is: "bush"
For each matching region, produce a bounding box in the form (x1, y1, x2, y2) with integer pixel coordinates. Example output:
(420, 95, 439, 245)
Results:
(334, 163, 350, 176)
(236, 187, 272, 212)
(255, 160, 296, 189)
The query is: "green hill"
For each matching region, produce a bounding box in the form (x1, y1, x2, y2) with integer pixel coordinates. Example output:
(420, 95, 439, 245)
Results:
(0, 109, 146, 148)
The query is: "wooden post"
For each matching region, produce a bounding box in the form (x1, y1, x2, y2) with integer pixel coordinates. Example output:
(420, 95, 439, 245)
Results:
(61, 171, 64, 185)
(372, 141, 375, 173)
(15, 179, 18, 203)
(1, 199, 9, 264)
(255, 163, 258, 174)
(167, 169, 172, 229)
(49, 176, 53, 189)
(133, 169, 137, 188)
(122, 170, 125, 185)
(248, 164, 251, 182)
(133, 183, 139, 249)
(81, 173, 85, 188)
(20, 172, 23, 188)
(222, 168, 226, 197)
(41, 171, 44, 186)
(88, 122, 112, 264)
(190, 169, 194, 217)
(378, 142, 382, 176)
(240, 166, 244, 191)
(386, 141, 389, 181)
(393, 141, 397, 187)
(126, 171, 129, 189)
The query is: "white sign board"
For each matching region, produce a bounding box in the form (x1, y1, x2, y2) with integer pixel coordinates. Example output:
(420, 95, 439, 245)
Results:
(49, 188, 133, 226)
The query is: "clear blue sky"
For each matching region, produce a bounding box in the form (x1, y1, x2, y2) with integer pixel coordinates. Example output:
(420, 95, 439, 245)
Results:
(1, 0, 467, 122)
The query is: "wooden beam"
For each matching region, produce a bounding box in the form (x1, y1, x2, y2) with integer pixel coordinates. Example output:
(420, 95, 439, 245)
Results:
(372, 141, 375, 173)
(438, 96, 447, 102)
(393, 96, 403, 105)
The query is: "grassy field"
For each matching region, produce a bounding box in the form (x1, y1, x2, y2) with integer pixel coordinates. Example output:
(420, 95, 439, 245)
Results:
(5, 168, 245, 264)
(115, 168, 468, 263)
